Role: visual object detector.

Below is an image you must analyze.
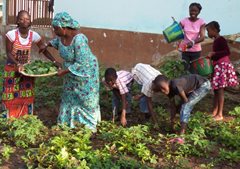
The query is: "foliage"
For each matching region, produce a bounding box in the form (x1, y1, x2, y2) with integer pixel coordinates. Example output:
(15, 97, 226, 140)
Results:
(0, 62, 240, 168)
(23, 60, 57, 75)
(34, 75, 63, 109)
(0, 144, 15, 160)
(23, 124, 155, 169)
(0, 64, 3, 103)
(0, 115, 47, 148)
(159, 111, 240, 167)
(0, 108, 240, 168)
(23, 125, 93, 168)
(159, 60, 188, 78)
(229, 106, 240, 117)
(219, 148, 240, 163)
(98, 121, 158, 164)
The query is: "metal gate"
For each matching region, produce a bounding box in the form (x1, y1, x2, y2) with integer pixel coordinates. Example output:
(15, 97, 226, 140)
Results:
(6, 0, 53, 27)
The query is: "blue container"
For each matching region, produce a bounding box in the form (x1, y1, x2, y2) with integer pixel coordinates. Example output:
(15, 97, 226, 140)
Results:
(163, 21, 184, 43)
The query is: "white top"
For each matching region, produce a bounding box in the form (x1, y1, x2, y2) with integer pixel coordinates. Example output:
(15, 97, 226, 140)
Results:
(132, 63, 161, 97)
(6, 29, 41, 45)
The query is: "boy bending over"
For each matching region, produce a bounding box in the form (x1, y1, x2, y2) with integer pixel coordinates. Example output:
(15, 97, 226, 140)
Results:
(104, 68, 133, 126)
(152, 74, 211, 134)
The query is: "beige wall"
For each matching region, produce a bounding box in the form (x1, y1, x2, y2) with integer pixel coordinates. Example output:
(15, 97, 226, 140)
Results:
(0, 1, 3, 17)
(0, 0, 3, 23)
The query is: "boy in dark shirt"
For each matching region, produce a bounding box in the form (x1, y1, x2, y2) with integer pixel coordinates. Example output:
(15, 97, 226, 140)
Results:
(152, 74, 211, 134)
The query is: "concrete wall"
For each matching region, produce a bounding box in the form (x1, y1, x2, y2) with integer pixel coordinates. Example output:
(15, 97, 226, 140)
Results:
(1, 0, 239, 69)
(0, 0, 3, 18)
(54, 0, 240, 35)
(1, 25, 240, 70)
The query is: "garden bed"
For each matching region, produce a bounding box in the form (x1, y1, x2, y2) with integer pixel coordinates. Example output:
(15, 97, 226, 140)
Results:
(0, 62, 240, 169)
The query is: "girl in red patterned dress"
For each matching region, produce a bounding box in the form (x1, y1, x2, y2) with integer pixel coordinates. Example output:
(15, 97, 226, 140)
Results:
(206, 21, 239, 121)
(2, 10, 58, 118)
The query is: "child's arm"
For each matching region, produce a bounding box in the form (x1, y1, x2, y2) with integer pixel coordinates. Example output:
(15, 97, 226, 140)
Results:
(187, 24, 205, 48)
(133, 93, 144, 100)
(121, 94, 127, 126)
(5, 37, 18, 65)
(179, 91, 188, 103)
(112, 88, 127, 126)
(195, 24, 206, 44)
(169, 97, 177, 130)
(146, 96, 158, 126)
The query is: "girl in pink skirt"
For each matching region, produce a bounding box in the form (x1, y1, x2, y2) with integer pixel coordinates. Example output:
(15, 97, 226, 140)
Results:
(206, 21, 239, 121)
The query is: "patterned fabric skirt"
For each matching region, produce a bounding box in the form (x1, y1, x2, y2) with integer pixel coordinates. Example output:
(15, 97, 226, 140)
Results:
(211, 62, 239, 90)
(1, 64, 34, 118)
(58, 74, 101, 131)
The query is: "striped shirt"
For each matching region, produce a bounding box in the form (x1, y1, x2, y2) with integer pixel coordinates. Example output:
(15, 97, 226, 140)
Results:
(115, 71, 133, 94)
(6, 29, 41, 64)
(103, 70, 133, 95)
(132, 63, 161, 97)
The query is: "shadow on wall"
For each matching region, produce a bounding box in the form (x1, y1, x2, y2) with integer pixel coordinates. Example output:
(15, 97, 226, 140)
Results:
(0, 25, 240, 71)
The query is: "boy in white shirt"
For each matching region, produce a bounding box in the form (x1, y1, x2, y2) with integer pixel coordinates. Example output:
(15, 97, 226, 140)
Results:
(132, 63, 162, 125)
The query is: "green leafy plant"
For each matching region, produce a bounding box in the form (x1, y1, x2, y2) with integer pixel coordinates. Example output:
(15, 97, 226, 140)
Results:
(98, 121, 158, 164)
(1, 62, 240, 168)
(5, 115, 47, 148)
(159, 60, 188, 78)
(0, 144, 15, 160)
(23, 60, 57, 75)
(229, 106, 240, 117)
(0, 64, 4, 103)
(219, 148, 240, 163)
(34, 76, 63, 109)
(23, 125, 94, 168)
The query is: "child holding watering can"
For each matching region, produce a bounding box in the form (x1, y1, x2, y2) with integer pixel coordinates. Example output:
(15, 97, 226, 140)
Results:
(179, 3, 206, 73)
(206, 21, 239, 121)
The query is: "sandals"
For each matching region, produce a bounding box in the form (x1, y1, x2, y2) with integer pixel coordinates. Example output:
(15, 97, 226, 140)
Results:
(169, 137, 185, 144)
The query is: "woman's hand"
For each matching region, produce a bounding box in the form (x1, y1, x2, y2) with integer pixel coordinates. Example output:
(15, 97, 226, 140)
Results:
(39, 43, 48, 53)
(57, 69, 68, 77)
(17, 64, 24, 72)
(53, 61, 62, 69)
(186, 41, 194, 49)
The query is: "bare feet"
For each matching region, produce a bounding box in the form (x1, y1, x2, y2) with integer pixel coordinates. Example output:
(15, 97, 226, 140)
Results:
(169, 137, 184, 144)
(212, 111, 218, 117)
(214, 115, 223, 121)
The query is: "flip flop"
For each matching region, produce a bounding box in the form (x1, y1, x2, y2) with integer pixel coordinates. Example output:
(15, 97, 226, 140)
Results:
(169, 137, 185, 144)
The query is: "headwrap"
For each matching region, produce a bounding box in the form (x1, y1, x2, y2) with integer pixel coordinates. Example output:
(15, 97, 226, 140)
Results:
(52, 12, 80, 29)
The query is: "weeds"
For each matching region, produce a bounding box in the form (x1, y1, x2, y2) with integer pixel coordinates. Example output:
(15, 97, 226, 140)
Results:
(0, 144, 15, 160)
(0, 115, 47, 148)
